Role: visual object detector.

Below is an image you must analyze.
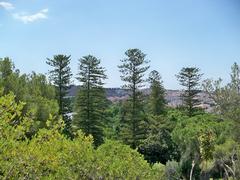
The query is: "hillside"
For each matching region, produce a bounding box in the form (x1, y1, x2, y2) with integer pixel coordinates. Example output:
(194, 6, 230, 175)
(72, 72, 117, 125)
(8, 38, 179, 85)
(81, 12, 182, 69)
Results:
(68, 85, 214, 111)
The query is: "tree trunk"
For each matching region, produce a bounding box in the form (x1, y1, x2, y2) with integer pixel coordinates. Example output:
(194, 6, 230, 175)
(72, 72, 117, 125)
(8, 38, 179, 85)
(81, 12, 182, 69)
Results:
(190, 160, 195, 180)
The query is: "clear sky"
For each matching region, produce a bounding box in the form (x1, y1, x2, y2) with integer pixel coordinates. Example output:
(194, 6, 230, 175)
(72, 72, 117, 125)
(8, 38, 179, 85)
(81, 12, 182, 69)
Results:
(0, 0, 239, 89)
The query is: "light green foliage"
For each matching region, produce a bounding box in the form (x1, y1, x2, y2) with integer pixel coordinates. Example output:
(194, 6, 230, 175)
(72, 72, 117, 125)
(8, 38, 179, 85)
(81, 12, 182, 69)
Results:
(172, 114, 233, 179)
(0, 57, 28, 101)
(27, 72, 56, 100)
(0, 92, 165, 179)
(25, 72, 59, 130)
(203, 63, 240, 118)
(27, 96, 58, 128)
(172, 114, 231, 153)
(0, 91, 32, 140)
(96, 140, 150, 178)
(203, 78, 240, 122)
(151, 163, 167, 180)
(0, 128, 95, 179)
(166, 109, 186, 128)
(96, 140, 165, 179)
(203, 62, 240, 142)
(0, 58, 59, 133)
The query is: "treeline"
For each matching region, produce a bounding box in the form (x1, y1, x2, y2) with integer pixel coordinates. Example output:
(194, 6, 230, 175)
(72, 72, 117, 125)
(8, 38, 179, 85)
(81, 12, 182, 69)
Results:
(0, 49, 239, 179)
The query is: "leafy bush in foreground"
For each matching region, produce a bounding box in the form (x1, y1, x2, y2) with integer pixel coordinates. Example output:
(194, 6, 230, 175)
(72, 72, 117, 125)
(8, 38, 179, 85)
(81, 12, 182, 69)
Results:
(0, 92, 165, 179)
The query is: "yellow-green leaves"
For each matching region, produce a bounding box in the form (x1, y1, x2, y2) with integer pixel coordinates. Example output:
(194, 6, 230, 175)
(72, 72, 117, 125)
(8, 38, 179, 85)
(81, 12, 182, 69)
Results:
(0, 93, 165, 179)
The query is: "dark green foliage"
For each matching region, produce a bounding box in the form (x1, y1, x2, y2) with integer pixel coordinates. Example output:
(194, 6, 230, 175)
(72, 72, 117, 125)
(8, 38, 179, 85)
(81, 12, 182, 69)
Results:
(73, 55, 107, 146)
(137, 109, 179, 164)
(46, 55, 72, 136)
(139, 113, 180, 165)
(148, 70, 166, 115)
(103, 101, 121, 139)
(139, 129, 180, 165)
(176, 67, 203, 117)
(118, 48, 150, 149)
(180, 157, 201, 180)
(118, 100, 148, 149)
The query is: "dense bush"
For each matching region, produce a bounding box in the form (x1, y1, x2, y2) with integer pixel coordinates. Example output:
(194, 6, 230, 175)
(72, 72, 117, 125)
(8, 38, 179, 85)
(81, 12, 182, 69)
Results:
(0, 92, 165, 179)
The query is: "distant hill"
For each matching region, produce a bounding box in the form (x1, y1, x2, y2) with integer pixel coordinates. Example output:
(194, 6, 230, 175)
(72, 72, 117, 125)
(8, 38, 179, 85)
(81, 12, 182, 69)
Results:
(68, 85, 215, 111)
(68, 85, 129, 100)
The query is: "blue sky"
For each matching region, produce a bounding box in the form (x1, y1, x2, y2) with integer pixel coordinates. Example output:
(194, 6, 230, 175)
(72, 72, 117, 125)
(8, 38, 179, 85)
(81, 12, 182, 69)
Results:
(0, 0, 239, 89)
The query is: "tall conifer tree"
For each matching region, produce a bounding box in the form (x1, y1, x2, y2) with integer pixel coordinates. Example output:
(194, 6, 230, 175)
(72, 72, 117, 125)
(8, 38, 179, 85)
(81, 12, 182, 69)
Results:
(118, 48, 150, 149)
(148, 70, 166, 116)
(73, 55, 107, 146)
(176, 67, 203, 117)
(46, 55, 72, 135)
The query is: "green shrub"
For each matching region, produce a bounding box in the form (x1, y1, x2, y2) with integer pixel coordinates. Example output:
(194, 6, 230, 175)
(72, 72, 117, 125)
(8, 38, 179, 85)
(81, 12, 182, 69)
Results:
(0, 92, 165, 179)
